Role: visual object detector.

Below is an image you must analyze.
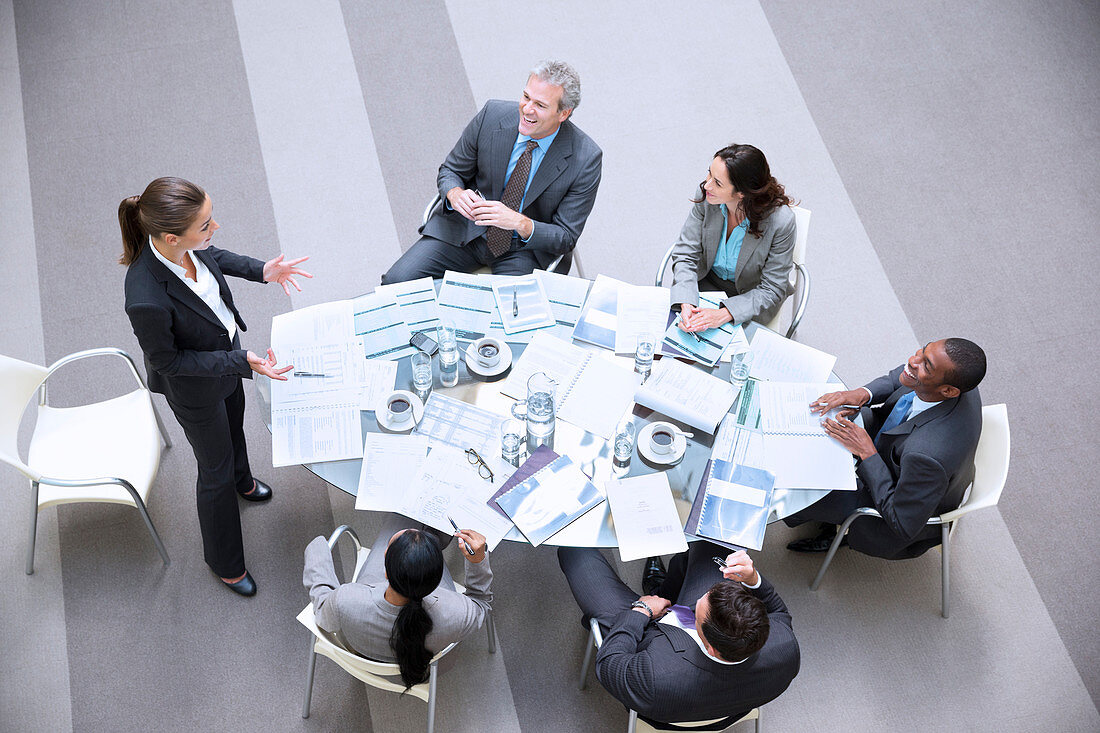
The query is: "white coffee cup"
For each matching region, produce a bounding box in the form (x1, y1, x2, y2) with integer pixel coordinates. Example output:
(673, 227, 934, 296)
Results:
(472, 337, 502, 369)
(386, 394, 414, 426)
(649, 423, 677, 455)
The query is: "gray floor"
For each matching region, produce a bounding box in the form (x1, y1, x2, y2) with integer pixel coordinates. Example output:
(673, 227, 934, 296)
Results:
(1, 1, 1097, 731)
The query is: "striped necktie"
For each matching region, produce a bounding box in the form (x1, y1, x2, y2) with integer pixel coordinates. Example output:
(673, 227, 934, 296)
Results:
(487, 139, 538, 258)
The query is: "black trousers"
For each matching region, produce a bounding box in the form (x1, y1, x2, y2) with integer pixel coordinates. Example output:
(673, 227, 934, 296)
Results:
(557, 541, 727, 633)
(167, 378, 254, 578)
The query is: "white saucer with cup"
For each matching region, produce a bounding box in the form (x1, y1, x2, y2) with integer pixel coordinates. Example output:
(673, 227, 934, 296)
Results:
(375, 390, 424, 431)
(637, 421, 688, 465)
(465, 337, 512, 377)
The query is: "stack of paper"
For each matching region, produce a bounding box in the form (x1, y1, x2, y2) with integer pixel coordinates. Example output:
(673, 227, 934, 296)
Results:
(662, 293, 742, 367)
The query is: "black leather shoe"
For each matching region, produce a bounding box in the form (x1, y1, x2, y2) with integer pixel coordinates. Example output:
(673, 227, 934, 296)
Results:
(222, 571, 257, 597)
(787, 526, 845, 553)
(642, 556, 666, 595)
(239, 479, 273, 502)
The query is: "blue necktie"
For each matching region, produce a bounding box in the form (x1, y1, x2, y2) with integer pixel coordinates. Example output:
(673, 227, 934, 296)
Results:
(875, 392, 914, 446)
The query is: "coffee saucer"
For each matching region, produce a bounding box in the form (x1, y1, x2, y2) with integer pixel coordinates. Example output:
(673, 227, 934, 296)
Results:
(375, 390, 424, 432)
(637, 422, 688, 466)
(465, 342, 513, 377)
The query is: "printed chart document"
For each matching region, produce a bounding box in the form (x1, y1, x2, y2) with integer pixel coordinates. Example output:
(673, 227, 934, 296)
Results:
(536, 270, 591, 342)
(614, 284, 671, 355)
(501, 332, 640, 439)
(492, 276, 555, 334)
(271, 403, 362, 467)
(375, 276, 442, 337)
(692, 460, 775, 551)
(634, 357, 738, 434)
(726, 378, 763, 431)
(403, 445, 515, 551)
(414, 392, 506, 459)
(494, 455, 604, 546)
(571, 274, 625, 350)
(755, 382, 856, 491)
(437, 271, 499, 341)
(271, 300, 354, 346)
(351, 291, 415, 360)
(355, 434, 429, 511)
(748, 328, 836, 383)
(663, 293, 740, 367)
(356, 359, 400, 411)
(605, 473, 688, 562)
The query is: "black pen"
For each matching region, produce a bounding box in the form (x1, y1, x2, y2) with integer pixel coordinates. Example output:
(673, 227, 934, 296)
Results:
(512, 285, 519, 317)
(448, 516, 474, 556)
(712, 556, 728, 570)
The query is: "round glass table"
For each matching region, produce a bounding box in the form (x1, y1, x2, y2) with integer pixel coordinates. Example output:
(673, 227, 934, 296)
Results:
(257, 314, 846, 548)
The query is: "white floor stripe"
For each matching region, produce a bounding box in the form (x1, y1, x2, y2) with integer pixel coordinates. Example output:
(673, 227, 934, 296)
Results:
(232, 0, 404, 309)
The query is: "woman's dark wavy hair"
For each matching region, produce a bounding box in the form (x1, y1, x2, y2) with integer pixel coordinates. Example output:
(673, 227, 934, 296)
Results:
(694, 144, 790, 237)
(385, 529, 445, 689)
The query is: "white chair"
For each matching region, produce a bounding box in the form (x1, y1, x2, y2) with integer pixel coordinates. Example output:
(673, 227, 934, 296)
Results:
(654, 205, 811, 339)
(810, 403, 1010, 618)
(421, 193, 585, 277)
(300, 524, 497, 733)
(578, 618, 761, 733)
(0, 349, 172, 574)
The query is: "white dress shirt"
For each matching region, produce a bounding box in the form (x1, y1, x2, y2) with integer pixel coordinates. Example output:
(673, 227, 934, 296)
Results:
(150, 239, 237, 339)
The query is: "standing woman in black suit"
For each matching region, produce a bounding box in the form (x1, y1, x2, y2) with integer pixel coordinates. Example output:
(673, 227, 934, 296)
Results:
(119, 177, 310, 597)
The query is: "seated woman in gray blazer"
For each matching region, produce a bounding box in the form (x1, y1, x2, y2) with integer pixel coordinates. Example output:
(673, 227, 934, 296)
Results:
(303, 514, 493, 688)
(670, 144, 796, 332)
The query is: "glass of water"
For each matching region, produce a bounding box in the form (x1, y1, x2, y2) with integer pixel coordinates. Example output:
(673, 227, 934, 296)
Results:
(511, 371, 556, 451)
(500, 419, 525, 467)
(634, 332, 657, 382)
(436, 320, 459, 387)
(729, 350, 754, 392)
(612, 416, 636, 469)
(411, 351, 432, 399)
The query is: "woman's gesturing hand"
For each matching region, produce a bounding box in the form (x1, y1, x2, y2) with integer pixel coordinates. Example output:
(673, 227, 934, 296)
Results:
(247, 348, 293, 381)
(263, 254, 313, 296)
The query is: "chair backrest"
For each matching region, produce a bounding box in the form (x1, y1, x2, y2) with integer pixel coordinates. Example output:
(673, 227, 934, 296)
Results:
(941, 404, 1009, 521)
(0, 354, 48, 475)
(790, 205, 811, 269)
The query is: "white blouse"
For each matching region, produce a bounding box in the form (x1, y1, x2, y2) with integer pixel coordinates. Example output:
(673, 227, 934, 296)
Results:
(150, 239, 237, 340)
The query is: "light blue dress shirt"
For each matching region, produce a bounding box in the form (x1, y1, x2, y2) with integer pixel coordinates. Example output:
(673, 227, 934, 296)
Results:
(710, 204, 750, 281)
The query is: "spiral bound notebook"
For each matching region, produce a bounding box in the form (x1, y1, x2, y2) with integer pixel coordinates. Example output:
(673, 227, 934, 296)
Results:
(689, 459, 775, 551)
(493, 454, 605, 547)
(501, 332, 639, 439)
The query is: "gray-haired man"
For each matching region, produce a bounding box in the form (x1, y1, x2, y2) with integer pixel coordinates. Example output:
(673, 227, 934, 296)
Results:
(382, 60, 603, 283)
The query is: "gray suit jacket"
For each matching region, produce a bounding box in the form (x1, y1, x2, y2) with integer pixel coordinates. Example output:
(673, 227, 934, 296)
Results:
(425, 100, 603, 269)
(302, 536, 492, 660)
(668, 197, 795, 324)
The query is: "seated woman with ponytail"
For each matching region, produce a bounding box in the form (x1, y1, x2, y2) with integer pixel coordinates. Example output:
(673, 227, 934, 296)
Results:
(670, 143, 797, 332)
(303, 514, 493, 687)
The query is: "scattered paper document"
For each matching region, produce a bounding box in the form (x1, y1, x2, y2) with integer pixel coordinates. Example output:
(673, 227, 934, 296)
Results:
(375, 276, 442, 336)
(357, 359, 400, 411)
(271, 403, 362, 467)
(437, 271, 500, 342)
(270, 300, 354, 346)
(571, 274, 625, 350)
(414, 392, 506, 459)
(535, 270, 592, 342)
(634, 357, 738, 434)
(355, 434, 429, 511)
(606, 473, 688, 562)
(748, 328, 836, 383)
(615, 284, 671, 355)
(757, 382, 837, 435)
(352, 291, 415, 360)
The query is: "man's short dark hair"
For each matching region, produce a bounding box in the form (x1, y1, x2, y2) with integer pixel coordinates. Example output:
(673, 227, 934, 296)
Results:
(700, 581, 770, 662)
(942, 338, 987, 393)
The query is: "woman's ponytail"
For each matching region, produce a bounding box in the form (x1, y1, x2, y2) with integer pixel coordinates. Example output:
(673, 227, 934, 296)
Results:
(384, 529, 445, 689)
(118, 195, 145, 265)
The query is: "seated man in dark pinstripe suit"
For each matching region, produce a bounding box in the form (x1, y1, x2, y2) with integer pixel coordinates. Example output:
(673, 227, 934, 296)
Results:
(558, 542, 799, 729)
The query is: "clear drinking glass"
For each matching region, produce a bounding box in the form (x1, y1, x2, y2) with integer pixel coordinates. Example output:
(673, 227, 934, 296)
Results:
(411, 351, 433, 399)
(500, 418, 525, 467)
(511, 371, 556, 451)
(612, 417, 636, 469)
(436, 321, 459, 387)
(729, 350, 754, 392)
(634, 332, 657, 382)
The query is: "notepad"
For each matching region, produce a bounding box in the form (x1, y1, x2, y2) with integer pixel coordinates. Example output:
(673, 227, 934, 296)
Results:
(501, 332, 640, 440)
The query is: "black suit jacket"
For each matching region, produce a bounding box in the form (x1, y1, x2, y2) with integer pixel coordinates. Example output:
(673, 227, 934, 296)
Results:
(852, 365, 983, 559)
(124, 244, 265, 406)
(595, 577, 799, 727)
(426, 100, 603, 269)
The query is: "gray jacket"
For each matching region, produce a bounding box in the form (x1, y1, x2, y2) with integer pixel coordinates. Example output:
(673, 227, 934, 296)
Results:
(669, 196, 796, 324)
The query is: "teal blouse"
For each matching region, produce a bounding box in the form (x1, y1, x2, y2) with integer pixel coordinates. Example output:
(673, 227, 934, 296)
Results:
(710, 204, 750, 282)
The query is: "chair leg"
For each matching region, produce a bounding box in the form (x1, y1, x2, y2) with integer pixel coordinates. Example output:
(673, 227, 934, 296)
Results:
(152, 401, 173, 448)
(627, 709, 638, 733)
(302, 640, 317, 718)
(572, 250, 586, 279)
(809, 530, 848, 591)
(26, 481, 40, 575)
(486, 609, 497, 654)
(427, 661, 439, 733)
(941, 523, 951, 619)
(755, 707, 761, 732)
(132, 494, 170, 567)
(578, 625, 596, 690)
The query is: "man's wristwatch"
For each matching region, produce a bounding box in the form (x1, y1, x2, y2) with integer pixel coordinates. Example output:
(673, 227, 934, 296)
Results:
(630, 600, 654, 620)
